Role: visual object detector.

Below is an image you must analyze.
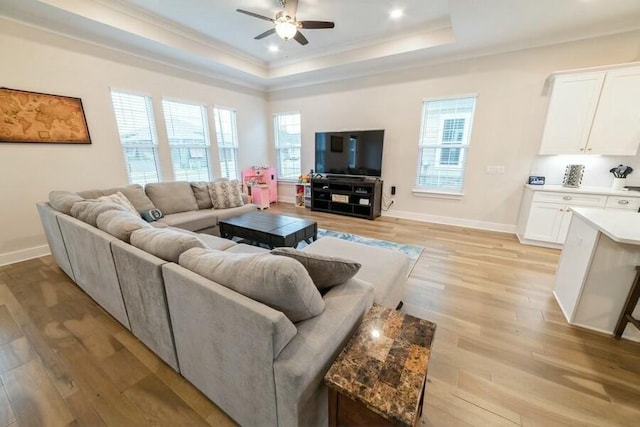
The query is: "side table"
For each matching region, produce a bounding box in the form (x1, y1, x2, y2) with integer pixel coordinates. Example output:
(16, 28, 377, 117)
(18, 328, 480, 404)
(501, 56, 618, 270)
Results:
(324, 304, 436, 426)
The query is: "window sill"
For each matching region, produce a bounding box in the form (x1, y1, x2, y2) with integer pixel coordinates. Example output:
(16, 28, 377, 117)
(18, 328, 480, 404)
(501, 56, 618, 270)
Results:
(412, 188, 464, 199)
(278, 179, 299, 185)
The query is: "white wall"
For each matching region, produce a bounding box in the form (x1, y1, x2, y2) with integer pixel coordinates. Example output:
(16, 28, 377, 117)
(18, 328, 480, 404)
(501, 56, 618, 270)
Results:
(0, 20, 269, 265)
(271, 30, 640, 231)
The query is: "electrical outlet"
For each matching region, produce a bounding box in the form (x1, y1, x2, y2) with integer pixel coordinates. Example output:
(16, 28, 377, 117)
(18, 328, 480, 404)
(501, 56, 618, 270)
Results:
(391, 186, 396, 195)
(486, 165, 505, 175)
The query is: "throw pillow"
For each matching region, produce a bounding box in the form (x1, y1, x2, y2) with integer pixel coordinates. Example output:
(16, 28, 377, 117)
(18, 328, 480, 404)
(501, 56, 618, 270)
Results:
(69, 200, 128, 226)
(98, 191, 139, 215)
(48, 191, 84, 214)
(145, 182, 198, 215)
(190, 182, 214, 210)
(96, 210, 151, 242)
(130, 227, 207, 263)
(141, 208, 164, 222)
(179, 248, 325, 322)
(271, 248, 362, 290)
(209, 179, 244, 209)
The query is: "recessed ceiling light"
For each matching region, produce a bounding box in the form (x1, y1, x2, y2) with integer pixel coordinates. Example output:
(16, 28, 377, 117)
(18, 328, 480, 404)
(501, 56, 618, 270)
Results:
(390, 9, 404, 19)
(268, 45, 279, 53)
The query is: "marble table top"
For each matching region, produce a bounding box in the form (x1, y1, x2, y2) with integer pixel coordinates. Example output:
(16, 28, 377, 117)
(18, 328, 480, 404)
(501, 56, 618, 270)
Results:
(324, 304, 437, 426)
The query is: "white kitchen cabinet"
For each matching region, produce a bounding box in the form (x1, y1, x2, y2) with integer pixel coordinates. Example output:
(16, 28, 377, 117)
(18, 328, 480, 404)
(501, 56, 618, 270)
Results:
(606, 195, 640, 211)
(518, 186, 640, 247)
(525, 202, 565, 242)
(588, 67, 640, 155)
(517, 186, 611, 247)
(539, 65, 640, 156)
(538, 72, 604, 155)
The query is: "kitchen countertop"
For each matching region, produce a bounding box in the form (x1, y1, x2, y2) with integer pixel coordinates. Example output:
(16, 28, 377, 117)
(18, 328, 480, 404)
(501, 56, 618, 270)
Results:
(524, 184, 640, 196)
(571, 207, 640, 245)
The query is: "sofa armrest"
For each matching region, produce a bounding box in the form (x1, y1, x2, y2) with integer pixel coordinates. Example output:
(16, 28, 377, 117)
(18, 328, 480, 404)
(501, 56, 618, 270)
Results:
(273, 277, 374, 426)
(162, 263, 296, 426)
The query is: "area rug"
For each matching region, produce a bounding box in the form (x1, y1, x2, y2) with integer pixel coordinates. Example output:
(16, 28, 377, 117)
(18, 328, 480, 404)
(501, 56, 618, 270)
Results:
(302, 229, 424, 271)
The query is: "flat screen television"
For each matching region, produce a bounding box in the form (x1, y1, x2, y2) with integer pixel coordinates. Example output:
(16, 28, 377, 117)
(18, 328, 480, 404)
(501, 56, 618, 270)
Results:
(314, 130, 384, 177)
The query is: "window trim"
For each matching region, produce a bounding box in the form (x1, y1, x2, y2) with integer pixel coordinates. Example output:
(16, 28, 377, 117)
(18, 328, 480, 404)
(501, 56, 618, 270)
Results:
(161, 98, 213, 182)
(273, 111, 302, 182)
(213, 105, 240, 180)
(414, 94, 478, 195)
(110, 89, 162, 185)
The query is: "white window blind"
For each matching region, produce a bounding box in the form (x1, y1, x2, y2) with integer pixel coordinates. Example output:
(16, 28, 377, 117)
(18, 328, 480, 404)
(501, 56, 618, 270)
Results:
(110, 91, 161, 185)
(162, 99, 211, 182)
(415, 96, 476, 193)
(274, 112, 301, 180)
(213, 107, 239, 180)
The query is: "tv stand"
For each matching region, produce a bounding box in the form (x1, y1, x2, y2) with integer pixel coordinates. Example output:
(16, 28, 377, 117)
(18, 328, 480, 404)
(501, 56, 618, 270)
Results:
(325, 174, 366, 181)
(311, 177, 382, 220)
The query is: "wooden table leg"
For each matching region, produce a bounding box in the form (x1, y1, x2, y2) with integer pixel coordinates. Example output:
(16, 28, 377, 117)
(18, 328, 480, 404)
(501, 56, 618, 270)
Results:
(328, 388, 338, 427)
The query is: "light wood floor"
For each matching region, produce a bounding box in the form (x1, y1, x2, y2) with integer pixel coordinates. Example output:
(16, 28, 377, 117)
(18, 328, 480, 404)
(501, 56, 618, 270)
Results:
(1, 204, 639, 426)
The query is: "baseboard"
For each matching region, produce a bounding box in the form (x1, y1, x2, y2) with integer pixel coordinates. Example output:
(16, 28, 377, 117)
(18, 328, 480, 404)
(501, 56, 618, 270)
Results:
(517, 234, 563, 249)
(382, 209, 517, 234)
(0, 244, 51, 267)
(278, 196, 296, 204)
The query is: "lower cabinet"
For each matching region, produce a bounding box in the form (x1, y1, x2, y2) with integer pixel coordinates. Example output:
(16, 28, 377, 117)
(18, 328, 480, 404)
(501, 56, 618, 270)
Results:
(517, 186, 640, 247)
(525, 202, 573, 244)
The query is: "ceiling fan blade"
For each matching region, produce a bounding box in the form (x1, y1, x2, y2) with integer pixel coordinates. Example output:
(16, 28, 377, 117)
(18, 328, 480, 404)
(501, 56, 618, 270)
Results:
(299, 21, 335, 29)
(254, 28, 276, 40)
(236, 9, 274, 22)
(293, 31, 308, 45)
(283, 0, 298, 17)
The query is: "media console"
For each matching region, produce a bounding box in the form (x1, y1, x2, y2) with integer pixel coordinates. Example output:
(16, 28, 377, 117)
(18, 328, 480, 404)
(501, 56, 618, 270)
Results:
(310, 177, 382, 220)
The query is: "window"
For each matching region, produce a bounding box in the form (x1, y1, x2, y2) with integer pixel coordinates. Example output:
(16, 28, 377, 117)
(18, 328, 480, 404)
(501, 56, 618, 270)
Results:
(415, 96, 476, 193)
(110, 91, 161, 185)
(162, 99, 211, 182)
(274, 112, 301, 180)
(213, 107, 239, 180)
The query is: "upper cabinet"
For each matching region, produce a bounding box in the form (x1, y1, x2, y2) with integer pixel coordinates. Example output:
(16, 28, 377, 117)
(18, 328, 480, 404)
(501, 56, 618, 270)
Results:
(539, 65, 640, 156)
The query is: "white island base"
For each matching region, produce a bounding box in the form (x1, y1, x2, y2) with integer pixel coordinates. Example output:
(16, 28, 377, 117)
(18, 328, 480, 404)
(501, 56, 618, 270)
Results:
(553, 208, 640, 342)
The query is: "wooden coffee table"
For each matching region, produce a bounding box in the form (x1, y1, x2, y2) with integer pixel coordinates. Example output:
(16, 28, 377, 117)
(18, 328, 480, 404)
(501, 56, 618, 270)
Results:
(218, 211, 317, 249)
(324, 304, 437, 427)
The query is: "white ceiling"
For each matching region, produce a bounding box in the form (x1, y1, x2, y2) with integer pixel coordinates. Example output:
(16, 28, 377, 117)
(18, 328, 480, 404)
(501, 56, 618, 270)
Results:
(2, 0, 640, 91)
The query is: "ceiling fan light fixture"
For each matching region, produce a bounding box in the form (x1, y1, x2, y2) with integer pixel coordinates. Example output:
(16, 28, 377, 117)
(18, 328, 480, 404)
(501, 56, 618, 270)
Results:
(275, 21, 298, 40)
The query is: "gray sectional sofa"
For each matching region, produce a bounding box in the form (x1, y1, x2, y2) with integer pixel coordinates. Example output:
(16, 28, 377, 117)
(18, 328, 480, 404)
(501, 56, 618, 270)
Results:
(36, 181, 411, 427)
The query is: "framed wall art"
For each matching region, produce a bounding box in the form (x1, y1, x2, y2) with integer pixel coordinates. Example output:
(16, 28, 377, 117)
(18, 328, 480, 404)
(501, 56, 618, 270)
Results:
(0, 87, 91, 144)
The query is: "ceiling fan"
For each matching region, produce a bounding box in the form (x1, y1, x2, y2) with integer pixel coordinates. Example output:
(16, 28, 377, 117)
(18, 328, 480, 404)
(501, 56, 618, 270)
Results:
(236, 0, 335, 45)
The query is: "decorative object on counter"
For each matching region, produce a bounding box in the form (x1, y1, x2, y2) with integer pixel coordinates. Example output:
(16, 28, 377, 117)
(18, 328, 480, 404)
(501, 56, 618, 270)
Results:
(610, 164, 633, 191)
(562, 164, 585, 188)
(528, 176, 546, 185)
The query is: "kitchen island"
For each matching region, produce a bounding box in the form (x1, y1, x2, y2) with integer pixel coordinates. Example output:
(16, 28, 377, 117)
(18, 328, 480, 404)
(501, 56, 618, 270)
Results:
(554, 207, 640, 342)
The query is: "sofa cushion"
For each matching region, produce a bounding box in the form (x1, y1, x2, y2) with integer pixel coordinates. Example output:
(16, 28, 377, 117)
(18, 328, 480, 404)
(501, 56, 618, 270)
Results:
(145, 182, 198, 215)
(271, 248, 361, 291)
(97, 191, 139, 215)
(209, 180, 244, 209)
(190, 182, 214, 210)
(96, 210, 152, 242)
(69, 200, 128, 227)
(130, 227, 207, 263)
(179, 248, 325, 322)
(48, 191, 84, 214)
(157, 210, 219, 232)
(116, 184, 156, 213)
(77, 184, 156, 213)
(302, 236, 410, 308)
